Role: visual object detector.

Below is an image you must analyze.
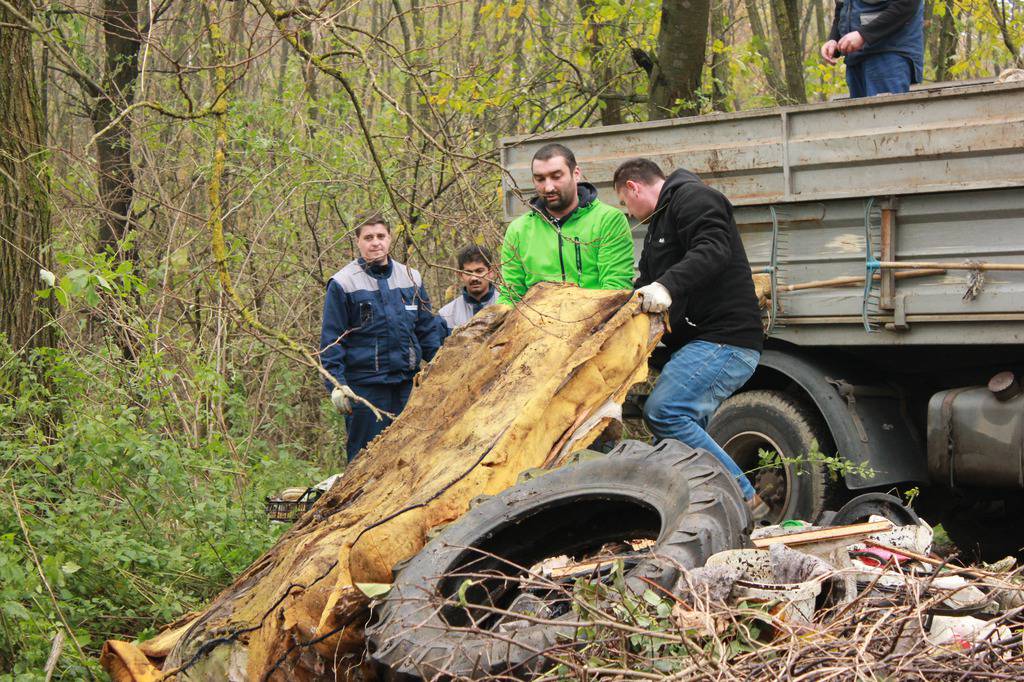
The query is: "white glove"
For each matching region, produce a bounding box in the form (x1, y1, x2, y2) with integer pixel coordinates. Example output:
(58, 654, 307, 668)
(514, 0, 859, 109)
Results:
(636, 282, 672, 314)
(331, 385, 357, 414)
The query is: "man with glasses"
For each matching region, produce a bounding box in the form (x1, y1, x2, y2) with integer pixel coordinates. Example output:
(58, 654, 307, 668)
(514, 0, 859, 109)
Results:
(438, 244, 500, 334)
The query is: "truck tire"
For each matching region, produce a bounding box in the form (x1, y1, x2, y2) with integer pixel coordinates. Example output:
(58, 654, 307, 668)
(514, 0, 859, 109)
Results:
(829, 492, 920, 527)
(708, 390, 840, 524)
(367, 439, 749, 679)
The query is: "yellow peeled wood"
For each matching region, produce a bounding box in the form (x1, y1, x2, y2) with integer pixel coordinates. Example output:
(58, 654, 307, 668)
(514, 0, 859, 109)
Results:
(101, 284, 661, 681)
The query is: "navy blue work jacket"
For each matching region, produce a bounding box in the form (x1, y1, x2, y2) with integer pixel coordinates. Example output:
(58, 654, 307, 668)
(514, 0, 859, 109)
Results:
(320, 258, 441, 387)
(839, 0, 924, 80)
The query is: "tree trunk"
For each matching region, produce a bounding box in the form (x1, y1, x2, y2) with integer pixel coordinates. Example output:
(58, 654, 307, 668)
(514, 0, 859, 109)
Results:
(815, 0, 828, 45)
(100, 287, 661, 681)
(276, 36, 289, 101)
(988, 0, 1023, 68)
(769, 0, 807, 103)
(743, 0, 788, 102)
(648, 0, 711, 119)
(93, 0, 140, 256)
(710, 0, 734, 111)
(578, 0, 625, 125)
(799, 0, 819, 57)
(299, 16, 320, 129)
(932, 0, 957, 81)
(923, 0, 935, 60)
(390, 0, 416, 122)
(512, 0, 529, 88)
(1, 0, 53, 350)
(538, 0, 554, 46)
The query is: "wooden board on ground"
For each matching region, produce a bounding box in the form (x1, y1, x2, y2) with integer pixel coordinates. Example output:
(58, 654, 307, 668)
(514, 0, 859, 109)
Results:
(752, 521, 893, 549)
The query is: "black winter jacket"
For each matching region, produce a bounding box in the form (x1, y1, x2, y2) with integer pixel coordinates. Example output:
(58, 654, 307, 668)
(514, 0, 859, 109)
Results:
(635, 169, 764, 352)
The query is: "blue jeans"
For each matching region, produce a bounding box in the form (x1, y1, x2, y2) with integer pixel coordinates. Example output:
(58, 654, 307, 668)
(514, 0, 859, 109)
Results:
(846, 53, 913, 98)
(643, 340, 760, 499)
(345, 381, 413, 461)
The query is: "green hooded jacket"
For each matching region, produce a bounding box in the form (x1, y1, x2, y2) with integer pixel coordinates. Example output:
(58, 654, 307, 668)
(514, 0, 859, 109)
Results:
(498, 183, 635, 305)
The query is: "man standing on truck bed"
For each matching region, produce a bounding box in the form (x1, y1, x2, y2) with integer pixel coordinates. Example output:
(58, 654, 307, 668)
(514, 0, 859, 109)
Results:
(613, 158, 769, 518)
(820, 0, 924, 98)
(498, 143, 635, 306)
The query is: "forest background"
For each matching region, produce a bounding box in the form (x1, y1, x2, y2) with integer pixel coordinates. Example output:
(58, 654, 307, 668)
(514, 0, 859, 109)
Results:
(1, 0, 1022, 677)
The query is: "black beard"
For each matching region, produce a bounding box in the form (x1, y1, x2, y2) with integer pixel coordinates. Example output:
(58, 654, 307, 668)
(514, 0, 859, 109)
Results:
(543, 189, 574, 212)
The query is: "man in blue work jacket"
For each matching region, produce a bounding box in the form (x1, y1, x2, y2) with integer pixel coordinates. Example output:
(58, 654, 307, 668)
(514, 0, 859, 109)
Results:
(820, 0, 924, 98)
(320, 214, 441, 461)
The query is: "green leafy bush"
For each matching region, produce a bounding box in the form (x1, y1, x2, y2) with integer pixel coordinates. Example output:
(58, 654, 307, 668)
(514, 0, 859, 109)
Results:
(0, 337, 332, 679)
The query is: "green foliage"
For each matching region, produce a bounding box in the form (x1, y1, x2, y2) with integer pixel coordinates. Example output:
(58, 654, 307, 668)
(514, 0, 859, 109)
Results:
(537, 560, 774, 678)
(756, 440, 877, 482)
(931, 523, 952, 550)
(37, 249, 145, 311)
(0, 333, 329, 678)
(944, 0, 1024, 79)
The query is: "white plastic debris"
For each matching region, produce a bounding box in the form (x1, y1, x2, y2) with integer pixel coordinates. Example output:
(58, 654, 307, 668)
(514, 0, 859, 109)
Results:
(314, 473, 343, 492)
(928, 615, 1011, 650)
(856, 514, 934, 555)
(702, 547, 829, 625)
(929, 575, 990, 611)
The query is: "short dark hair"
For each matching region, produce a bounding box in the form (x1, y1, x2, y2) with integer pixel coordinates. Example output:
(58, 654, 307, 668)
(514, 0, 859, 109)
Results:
(612, 158, 666, 189)
(354, 213, 390, 237)
(456, 244, 494, 270)
(532, 143, 577, 172)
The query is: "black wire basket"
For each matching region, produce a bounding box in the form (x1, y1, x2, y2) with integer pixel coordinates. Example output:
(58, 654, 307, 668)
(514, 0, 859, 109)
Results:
(265, 487, 323, 522)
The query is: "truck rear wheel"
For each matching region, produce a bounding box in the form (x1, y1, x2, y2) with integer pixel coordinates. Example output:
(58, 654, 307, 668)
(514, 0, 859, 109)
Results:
(708, 389, 840, 523)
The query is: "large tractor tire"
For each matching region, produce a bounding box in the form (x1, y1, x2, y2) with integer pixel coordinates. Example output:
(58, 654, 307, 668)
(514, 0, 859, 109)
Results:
(366, 439, 749, 679)
(708, 390, 843, 524)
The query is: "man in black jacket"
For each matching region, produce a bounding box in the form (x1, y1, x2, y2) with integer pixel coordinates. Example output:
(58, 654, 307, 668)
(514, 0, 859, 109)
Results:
(614, 158, 768, 517)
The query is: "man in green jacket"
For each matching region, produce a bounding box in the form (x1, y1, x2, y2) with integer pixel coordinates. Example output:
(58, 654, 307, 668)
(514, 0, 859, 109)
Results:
(498, 143, 635, 305)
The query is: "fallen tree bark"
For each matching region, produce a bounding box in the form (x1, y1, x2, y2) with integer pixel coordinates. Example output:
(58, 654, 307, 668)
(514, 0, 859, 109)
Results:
(100, 284, 660, 681)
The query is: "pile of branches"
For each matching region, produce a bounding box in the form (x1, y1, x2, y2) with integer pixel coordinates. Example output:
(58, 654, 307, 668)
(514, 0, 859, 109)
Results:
(554, 580, 1024, 681)
(371, 552, 1024, 681)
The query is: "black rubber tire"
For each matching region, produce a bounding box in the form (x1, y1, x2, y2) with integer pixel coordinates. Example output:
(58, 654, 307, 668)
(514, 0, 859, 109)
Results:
(708, 389, 841, 524)
(830, 492, 920, 527)
(366, 439, 749, 679)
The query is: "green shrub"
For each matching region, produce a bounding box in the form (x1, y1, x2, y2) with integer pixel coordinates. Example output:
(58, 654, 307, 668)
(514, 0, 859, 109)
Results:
(0, 339, 331, 679)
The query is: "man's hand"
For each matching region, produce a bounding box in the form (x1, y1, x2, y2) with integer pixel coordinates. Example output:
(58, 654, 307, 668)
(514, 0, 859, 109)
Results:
(636, 282, 672, 314)
(331, 385, 357, 414)
(820, 39, 840, 65)
(838, 31, 865, 54)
